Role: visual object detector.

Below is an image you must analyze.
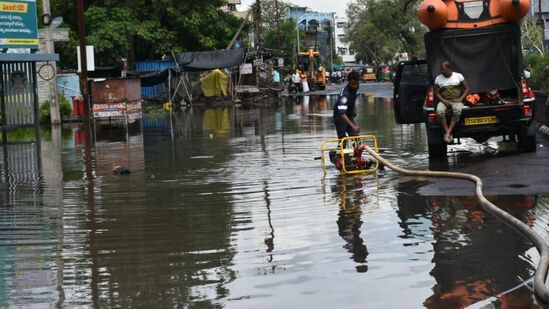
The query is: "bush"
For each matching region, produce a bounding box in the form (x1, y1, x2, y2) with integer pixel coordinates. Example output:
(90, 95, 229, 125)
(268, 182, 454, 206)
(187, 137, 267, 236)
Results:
(523, 52, 549, 90)
(39, 96, 73, 124)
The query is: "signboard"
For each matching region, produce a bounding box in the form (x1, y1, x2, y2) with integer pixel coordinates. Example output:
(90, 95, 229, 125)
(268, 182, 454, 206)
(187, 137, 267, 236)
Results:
(0, 0, 38, 49)
(77, 45, 95, 72)
(277, 58, 284, 68)
(93, 101, 142, 122)
(253, 59, 263, 66)
(239, 63, 253, 75)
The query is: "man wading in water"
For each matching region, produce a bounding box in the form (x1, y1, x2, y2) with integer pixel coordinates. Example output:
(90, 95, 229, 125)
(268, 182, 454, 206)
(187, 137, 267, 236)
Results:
(333, 70, 361, 139)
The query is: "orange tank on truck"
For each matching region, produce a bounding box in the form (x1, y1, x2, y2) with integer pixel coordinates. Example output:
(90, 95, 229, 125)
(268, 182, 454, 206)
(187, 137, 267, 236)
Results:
(418, 0, 530, 30)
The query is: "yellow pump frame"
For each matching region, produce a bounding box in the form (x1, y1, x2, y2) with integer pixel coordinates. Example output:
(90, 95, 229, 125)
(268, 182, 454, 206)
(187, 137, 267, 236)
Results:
(320, 135, 379, 174)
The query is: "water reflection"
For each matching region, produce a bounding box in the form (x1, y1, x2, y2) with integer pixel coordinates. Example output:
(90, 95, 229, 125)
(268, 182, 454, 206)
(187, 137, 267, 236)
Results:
(0, 95, 547, 307)
(396, 183, 540, 307)
(333, 175, 369, 270)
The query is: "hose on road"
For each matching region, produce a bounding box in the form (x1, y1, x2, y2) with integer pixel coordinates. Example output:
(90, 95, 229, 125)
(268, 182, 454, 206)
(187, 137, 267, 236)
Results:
(362, 145, 549, 303)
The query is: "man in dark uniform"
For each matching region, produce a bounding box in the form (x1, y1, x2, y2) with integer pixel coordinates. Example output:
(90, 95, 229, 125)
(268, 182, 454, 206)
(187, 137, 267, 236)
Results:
(333, 70, 361, 139)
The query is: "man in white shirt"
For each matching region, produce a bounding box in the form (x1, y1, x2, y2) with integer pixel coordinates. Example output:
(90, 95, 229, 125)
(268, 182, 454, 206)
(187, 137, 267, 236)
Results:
(434, 61, 469, 143)
(291, 70, 302, 92)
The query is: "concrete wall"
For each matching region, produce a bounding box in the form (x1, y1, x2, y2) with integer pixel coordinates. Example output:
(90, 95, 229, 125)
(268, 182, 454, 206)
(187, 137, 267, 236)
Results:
(56, 74, 81, 104)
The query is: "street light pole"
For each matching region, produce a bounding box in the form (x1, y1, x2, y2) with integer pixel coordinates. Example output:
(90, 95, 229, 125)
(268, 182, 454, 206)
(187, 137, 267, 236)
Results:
(42, 0, 60, 125)
(296, 25, 300, 53)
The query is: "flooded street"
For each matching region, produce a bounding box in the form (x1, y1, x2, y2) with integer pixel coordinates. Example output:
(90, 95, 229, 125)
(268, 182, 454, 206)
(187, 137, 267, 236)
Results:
(1, 95, 549, 308)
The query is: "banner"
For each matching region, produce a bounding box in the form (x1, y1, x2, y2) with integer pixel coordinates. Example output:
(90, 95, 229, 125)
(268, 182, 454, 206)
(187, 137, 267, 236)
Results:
(0, 0, 38, 49)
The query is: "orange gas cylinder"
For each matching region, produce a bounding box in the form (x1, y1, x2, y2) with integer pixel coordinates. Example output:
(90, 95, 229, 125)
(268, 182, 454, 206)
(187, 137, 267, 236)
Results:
(500, 0, 530, 22)
(418, 0, 448, 30)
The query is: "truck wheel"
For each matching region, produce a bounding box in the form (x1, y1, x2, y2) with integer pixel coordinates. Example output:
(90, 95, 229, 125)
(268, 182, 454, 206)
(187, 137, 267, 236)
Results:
(518, 121, 536, 152)
(426, 127, 447, 158)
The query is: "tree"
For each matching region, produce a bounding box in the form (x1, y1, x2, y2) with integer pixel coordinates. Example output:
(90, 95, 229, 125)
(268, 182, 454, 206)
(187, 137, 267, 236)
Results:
(51, 0, 243, 69)
(346, 0, 425, 64)
(263, 19, 299, 67)
(522, 16, 545, 55)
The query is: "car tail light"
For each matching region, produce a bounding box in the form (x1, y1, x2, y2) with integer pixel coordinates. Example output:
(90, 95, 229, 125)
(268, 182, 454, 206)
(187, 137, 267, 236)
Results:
(523, 104, 532, 118)
(521, 78, 535, 99)
(424, 87, 435, 107)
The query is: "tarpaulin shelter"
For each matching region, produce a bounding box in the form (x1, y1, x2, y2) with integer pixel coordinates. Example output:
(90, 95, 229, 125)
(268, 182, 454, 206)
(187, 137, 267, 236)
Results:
(175, 48, 246, 71)
(171, 48, 247, 103)
(200, 69, 229, 97)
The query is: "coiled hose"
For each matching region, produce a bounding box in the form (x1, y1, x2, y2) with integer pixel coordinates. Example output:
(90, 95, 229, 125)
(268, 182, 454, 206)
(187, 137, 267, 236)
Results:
(362, 145, 549, 303)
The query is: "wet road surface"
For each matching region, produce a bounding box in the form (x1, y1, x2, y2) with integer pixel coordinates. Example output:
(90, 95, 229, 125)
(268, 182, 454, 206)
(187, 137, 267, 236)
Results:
(0, 93, 548, 308)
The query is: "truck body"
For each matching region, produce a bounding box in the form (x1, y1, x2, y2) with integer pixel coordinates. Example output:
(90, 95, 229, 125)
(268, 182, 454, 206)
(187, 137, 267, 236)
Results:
(393, 3, 535, 158)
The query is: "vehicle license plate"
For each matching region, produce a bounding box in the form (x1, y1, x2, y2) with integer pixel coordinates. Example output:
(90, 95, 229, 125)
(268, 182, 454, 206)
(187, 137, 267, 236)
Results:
(464, 116, 497, 125)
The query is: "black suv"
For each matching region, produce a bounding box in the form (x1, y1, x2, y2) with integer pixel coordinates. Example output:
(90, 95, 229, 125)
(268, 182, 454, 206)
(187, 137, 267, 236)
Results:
(393, 23, 536, 158)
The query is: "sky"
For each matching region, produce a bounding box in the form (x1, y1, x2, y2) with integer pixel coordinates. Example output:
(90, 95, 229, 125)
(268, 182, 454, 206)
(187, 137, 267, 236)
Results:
(238, 0, 351, 18)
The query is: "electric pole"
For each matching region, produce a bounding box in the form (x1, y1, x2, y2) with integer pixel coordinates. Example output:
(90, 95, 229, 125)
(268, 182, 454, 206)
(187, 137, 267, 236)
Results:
(254, 0, 261, 48)
(42, 0, 60, 125)
(275, 0, 281, 50)
(77, 0, 90, 120)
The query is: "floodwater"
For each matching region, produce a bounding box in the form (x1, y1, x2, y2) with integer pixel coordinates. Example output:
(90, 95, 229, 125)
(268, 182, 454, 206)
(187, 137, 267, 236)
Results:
(1, 95, 548, 308)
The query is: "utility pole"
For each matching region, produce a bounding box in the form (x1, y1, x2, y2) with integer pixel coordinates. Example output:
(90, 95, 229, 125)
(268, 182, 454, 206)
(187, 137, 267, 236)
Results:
(77, 0, 90, 120)
(274, 0, 281, 50)
(330, 14, 334, 76)
(42, 0, 60, 125)
(254, 0, 261, 48)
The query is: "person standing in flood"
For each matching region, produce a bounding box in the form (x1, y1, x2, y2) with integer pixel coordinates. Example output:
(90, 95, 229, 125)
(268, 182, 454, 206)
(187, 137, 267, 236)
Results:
(333, 70, 361, 139)
(301, 71, 310, 93)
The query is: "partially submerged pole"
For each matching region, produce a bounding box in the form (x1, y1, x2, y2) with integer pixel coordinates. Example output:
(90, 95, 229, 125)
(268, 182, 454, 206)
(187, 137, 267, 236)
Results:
(77, 0, 90, 121)
(42, 0, 61, 125)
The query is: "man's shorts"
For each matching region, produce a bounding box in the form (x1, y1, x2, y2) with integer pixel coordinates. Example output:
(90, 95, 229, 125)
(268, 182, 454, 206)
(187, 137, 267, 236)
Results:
(436, 102, 464, 122)
(336, 122, 359, 140)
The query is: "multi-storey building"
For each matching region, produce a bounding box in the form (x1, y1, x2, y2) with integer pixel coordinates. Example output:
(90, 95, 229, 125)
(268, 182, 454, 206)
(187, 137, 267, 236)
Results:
(221, 0, 241, 12)
(289, 7, 334, 61)
(334, 17, 356, 63)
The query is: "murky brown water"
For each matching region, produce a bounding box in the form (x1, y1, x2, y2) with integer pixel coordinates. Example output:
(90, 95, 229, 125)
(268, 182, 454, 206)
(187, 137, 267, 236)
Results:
(1, 95, 548, 308)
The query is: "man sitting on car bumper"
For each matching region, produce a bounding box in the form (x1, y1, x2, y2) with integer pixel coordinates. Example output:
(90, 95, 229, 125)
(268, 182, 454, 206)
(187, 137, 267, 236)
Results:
(434, 61, 469, 143)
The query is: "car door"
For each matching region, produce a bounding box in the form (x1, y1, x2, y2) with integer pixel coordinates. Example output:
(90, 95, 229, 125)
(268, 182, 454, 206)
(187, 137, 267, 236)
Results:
(393, 60, 430, 124)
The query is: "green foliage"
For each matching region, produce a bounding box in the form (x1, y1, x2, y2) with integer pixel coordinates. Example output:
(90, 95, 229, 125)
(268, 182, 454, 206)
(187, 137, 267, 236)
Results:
(523, 52, 549, 90)
(51, 0, 243, 69)
(59, 96, 72, 118)
(39, 101, 51, 124)
(40, 97, 73, 124)
(346, 0, 425, 64)
(263, 19, 298, 68)
(521, 17, 545, 55)
(256, 0, 292, 30)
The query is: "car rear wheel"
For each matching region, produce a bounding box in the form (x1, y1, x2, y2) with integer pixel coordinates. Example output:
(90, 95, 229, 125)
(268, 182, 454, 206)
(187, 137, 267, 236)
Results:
(426, 127, 447, 158)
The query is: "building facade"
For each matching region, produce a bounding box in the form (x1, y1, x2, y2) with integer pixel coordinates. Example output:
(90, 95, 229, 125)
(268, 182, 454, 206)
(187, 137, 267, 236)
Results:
(221, 0, 241, 12)
(289, 7, 334, 61)
(334, 17, 356, 63)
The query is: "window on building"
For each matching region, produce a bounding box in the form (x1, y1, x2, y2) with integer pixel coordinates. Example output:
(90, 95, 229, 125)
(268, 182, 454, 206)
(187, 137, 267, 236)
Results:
(338, 47, 348, 55)
(338, 34, 345, 41)
(349, 49, 356, 56)
(337, 22, 347, 28)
